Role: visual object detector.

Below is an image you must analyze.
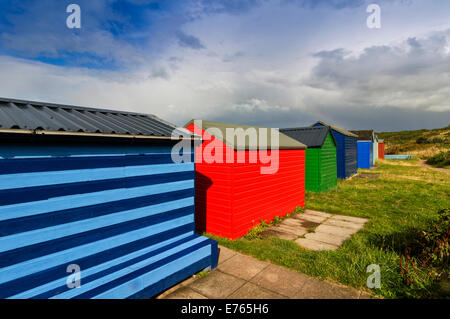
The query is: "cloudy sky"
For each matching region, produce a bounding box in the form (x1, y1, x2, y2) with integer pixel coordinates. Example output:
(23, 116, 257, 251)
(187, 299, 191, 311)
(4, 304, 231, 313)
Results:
(0, 0, 449, 131)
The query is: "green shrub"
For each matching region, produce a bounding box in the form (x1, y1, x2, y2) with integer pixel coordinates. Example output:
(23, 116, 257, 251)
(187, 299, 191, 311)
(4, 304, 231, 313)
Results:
(416, 137, 429, 144)
(419, 208, 449, 268)
(431, 137, 444, 144)
(426, 151, 450, 168)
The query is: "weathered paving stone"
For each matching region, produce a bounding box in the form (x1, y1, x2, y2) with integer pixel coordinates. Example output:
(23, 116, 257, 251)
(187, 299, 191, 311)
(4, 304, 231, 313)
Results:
(189, 271, 246, 298)
(294, 238, 339, 251)
(281, 218, 308, 227)
(294, 214, 327, 224)
(322, 219, 364, 230)
(250, 264, 310, 297)
(330, 215, 369, 224)
(165, 286, 208, 299)
(228, 282, 285, 299)
(218, 253, 269, 281)
(304, 232, 350, 246)
(294, 277, 360, 299)
(218, 246, 237, 265)
(274, 224, 308, 237)
(261, 229, 297, 240)
(303, 209, 333, 218)
(314, 224, 357, 237)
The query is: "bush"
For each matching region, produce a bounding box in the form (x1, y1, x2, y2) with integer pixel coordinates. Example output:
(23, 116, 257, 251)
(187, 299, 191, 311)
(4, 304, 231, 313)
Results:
(431, 137, 444, 144)
(426, 151, 450, 168)
(418, 208, 449, 268)
(416, 137, 429, 144)
(400, 209, 449, 293)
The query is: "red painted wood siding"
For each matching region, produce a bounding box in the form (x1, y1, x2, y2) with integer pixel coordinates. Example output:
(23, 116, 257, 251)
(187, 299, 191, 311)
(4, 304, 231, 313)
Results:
(186, 123, 305, 240)
(378, 143, 385, 159)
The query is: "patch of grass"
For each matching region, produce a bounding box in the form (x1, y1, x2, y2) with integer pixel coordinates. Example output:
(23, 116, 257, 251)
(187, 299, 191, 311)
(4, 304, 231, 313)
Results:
(194, 270, 210, 279)
(205, 162, 450, 299)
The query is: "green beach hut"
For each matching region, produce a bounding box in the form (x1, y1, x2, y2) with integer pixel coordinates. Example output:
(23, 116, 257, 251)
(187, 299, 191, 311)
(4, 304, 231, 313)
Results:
(280, 126, 337, 192)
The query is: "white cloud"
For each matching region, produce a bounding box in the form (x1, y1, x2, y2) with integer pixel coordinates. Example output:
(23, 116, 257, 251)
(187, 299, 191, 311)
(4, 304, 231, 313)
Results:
(1, 1, 450, 131)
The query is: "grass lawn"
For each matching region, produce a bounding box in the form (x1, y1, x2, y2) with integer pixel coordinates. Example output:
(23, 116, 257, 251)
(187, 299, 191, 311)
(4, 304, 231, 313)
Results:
(206, 159, 450, 298)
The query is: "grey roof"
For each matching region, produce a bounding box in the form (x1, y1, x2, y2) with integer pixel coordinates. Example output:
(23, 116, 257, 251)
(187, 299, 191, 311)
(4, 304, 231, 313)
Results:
(185, 119, 306, 150)
(312, 121, 358, 138)
(349, 130, 374, 141)
(280, 126, 335, 148)
(0, 97, 189, 139)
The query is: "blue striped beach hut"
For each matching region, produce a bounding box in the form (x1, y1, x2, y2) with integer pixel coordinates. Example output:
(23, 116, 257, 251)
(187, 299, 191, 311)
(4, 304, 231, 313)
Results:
(0, 97, 218, 299)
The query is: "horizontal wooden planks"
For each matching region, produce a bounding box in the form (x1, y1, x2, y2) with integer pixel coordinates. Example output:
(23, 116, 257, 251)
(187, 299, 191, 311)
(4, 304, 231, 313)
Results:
(0, 145, 217, 299)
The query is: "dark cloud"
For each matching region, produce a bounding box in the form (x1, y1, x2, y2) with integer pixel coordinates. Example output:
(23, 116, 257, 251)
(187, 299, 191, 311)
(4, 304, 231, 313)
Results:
(303, 29, 450, 130)
(176, 31, 205, 50)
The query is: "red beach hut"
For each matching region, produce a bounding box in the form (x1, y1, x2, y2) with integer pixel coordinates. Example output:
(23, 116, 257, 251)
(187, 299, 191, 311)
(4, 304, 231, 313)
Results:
(378, 139, 385, 159)
(185, 120, 306, 240)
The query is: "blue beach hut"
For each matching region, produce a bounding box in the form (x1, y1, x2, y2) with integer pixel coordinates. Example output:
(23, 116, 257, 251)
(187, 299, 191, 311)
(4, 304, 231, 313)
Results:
(350, 130, 375, 169)
(0, 97, 218, 299)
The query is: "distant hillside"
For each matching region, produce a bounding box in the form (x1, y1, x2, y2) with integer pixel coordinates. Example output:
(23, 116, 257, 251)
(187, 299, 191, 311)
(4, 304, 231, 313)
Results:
(377, 126, 450, 168)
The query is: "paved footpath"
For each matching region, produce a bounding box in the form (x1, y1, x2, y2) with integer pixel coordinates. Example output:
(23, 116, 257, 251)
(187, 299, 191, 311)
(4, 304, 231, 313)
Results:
(262, 210, 369, 251)
(158, 246, 374, 299)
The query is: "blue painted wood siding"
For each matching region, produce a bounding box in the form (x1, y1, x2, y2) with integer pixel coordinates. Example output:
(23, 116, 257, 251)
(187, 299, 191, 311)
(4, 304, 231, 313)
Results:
(344, 135, 358, 178)
(356, 141, 373, 169)
(0, 144, 217, 299)
(313, 124, 357, 179)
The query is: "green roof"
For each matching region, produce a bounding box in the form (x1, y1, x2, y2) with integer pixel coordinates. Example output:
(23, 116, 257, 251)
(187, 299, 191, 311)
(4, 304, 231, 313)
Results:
(312, 121, 358, 138)
(185, 119, 306, 150)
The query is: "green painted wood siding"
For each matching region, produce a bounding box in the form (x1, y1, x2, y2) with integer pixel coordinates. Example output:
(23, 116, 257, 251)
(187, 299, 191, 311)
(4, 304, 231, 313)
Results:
(305, 132, 337, 192)
(320, 132, 338, 191)
(305, 148, 321, 192)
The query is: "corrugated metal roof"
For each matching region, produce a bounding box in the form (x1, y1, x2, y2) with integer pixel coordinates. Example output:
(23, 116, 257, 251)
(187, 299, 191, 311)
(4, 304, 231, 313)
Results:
(311, 121, 358, 138)
(185, 119, 306, 150)
(280, 126, 334, 148)
(0, 97, 189, 139)
(350, 130, 374, 141)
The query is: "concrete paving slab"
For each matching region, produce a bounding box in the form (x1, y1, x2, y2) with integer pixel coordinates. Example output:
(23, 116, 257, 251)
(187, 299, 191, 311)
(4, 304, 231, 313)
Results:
(228, 282, 286, 299)
(304, 209, 333, 218)
(218, 246, 238, 265)
(164, 286, 208, 299)
(304, 232, 349, 246)
(274, 224, 309, 237)
(261, 229, 297, 240)
(315, 224, 357, 237)
(294, 214, 327, 224)
(250, 264, 310, 297)
(163, 245, 371, 300)
(294, 277, 361, 299)
(323, 219, 364, 230)
(295, 238, 339, 251)
(218, 253, 269, 281)
(189, 270, 246, 299)
(330, 215, 368, 224)
(281, 218, 320, 229)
